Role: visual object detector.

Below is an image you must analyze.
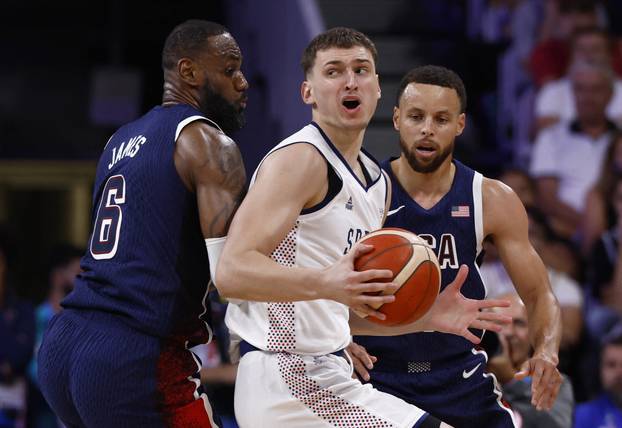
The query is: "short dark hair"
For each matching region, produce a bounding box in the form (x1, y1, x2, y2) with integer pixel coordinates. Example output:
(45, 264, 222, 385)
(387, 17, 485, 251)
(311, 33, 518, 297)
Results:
(571, 26, 610, 48)
(602, 323, 622, 348)
(559, 0, 598, 14)
(396, 65, 467, 113)
(301, 27, 378, 76)
(162, 20, 229, 70)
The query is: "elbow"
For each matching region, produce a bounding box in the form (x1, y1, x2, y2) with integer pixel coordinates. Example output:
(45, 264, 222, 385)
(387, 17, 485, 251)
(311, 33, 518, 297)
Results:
(214, 257, 238, 299)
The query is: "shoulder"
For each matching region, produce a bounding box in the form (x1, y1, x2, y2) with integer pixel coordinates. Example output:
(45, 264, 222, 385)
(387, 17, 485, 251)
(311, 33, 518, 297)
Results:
(175, 120, 244, 190)
(254, 142, 329, 194)
(178, 120, 241, 168)
(178, 120, 238, 154)
(482, 177, 520, 205)
(482, 177, 527, 233)
(261, 142, 327, 174)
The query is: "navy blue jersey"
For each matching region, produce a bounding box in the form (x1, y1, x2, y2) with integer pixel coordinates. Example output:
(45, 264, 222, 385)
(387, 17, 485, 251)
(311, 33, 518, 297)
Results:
(356, 158, 487, 362)
(63, 104, 214, 343)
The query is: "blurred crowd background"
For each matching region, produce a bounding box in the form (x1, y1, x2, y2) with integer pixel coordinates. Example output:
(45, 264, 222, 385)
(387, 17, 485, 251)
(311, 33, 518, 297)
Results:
(3, 0, 622, 426)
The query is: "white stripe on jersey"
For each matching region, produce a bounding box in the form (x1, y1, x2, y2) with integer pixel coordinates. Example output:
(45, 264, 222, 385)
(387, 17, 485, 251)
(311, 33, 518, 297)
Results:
(174, 115, 222, 141)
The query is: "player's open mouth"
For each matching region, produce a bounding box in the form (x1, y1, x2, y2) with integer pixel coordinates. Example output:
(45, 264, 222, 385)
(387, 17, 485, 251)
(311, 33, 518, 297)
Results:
(415, 145, 436, 158)
(342, 97, 361, 111)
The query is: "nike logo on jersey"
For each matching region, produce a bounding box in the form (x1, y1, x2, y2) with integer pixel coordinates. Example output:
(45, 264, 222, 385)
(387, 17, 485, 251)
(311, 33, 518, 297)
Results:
(387, 205, 405, 216)
(462, 362, 482, 379)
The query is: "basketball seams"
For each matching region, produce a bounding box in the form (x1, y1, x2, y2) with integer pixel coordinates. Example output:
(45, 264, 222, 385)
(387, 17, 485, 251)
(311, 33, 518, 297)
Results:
(356, 228, 441, 325)
(386, 261, 435, 325)
(392, 243, 434, 292)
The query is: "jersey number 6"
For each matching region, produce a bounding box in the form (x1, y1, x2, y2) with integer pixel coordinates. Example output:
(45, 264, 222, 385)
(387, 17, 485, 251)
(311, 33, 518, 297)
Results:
(90, 175, 126, 260)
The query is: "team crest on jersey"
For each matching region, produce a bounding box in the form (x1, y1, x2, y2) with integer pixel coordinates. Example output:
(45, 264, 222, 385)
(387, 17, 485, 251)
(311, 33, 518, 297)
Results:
(345, 196, 353, 211)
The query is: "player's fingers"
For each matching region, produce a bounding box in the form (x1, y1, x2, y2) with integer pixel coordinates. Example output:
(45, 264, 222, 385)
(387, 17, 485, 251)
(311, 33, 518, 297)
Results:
(475, 298, 511, 310)
(514, 360, 531, 380)
(461, 328, 482, 344)
(350, 243, 375, 260)
(447, 265, 469, 292)
(469, 319, 505, 332)
(534, 367, 561, 409)
(348, 351, 371, 381)
(530, 363, 546, 406)
(543, 379, 562, 410)
(347, 342, 375, 369)
(354, 269, 394, 282)
(353, 281, 399, 294)
(535, 375, 560, 410)
(354, 304, 387, 320)
(476, 311, 512, 325)
(359, 294, 396, 309)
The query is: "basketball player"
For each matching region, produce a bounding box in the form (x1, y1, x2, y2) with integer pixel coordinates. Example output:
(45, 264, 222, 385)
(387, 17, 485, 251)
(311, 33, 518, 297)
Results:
(351, 65, 563, 428)
(217, 28, 511, 428)
(37, 20, 247, 427)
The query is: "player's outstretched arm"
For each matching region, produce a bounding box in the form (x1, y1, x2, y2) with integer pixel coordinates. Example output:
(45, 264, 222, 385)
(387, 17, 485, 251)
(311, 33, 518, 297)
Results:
(216, 143, 397, 314)
(349, 265, 512, 339)
(174, 121, 246, 239)
(484, 178, 563, 411)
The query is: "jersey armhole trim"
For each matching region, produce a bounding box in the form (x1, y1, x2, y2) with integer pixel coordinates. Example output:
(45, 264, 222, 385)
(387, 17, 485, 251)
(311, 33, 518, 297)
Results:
(473, 172, 484, 256)
(175, 115, 222, 142)
(252, 141, 344, 215)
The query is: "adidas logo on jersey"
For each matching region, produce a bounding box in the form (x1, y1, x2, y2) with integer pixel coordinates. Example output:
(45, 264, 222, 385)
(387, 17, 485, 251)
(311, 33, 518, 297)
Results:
(345, 196, 353, 210)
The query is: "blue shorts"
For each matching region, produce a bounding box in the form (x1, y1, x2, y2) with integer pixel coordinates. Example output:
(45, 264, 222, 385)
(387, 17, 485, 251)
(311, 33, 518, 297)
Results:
(37, 309, 221, 428)
(367, 349, 516, 428)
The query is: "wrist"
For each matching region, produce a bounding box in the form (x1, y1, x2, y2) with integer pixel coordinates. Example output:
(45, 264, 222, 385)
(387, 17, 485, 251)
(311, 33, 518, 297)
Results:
(533, 348, 559, 366)
(309, 267, 328, 300)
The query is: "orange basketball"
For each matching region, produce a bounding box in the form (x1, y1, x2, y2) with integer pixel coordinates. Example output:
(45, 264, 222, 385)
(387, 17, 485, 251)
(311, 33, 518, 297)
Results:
(354, 227, 441, 326)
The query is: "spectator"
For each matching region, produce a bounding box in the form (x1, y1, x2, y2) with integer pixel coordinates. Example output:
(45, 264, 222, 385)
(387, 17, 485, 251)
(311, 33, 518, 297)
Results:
(498, 167, 537, 208)
(535, 27, 622, 132)
(574, 324, 622, 427)
(0, 227, 35, 428)
(530, 60, 616, 239)
(586, 174, 622, 320)
(487, 292, 575, 427)
(582, 131, 622, 255)
(530, 0, 607, 87)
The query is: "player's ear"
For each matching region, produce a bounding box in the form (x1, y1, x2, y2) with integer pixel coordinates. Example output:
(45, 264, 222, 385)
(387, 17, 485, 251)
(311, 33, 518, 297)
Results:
(393, 106, 400, 131)
(301, 80, 314, 105)
(456, 112, 466, 136)
(376, 74, 381, 99)
(178, 58, 198, 86)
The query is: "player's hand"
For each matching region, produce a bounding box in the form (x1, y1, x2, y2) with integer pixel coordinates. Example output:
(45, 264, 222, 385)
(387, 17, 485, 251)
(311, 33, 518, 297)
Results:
(418, 265, 512, 343)
(346, 341, 376, 381)
(321, 243, 399, 320)
(514, 352, 562, 411)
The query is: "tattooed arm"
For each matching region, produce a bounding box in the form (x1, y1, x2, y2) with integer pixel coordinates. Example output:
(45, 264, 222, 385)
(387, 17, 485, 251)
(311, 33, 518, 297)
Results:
(174, 121, 246, 238)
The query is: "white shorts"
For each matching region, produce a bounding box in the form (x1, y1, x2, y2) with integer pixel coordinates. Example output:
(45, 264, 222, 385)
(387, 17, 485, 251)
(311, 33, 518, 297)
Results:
(234, 350, 429, 428)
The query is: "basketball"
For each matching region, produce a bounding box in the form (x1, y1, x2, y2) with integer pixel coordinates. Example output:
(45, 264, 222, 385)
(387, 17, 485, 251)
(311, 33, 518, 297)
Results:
(354, 227, 441, 326)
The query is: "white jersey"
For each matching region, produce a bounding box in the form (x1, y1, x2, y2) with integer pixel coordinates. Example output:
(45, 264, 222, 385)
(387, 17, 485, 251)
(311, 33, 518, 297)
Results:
(225, 123, 388, 357)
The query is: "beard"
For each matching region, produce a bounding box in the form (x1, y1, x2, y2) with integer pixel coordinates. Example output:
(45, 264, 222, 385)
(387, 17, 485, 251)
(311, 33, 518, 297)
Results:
(399, 136, 453, 174)
(198, 81, 246, 134)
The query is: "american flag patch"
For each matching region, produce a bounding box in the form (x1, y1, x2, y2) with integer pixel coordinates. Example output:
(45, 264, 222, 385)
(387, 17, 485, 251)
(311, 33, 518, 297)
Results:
(451, 205, 470, 217)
